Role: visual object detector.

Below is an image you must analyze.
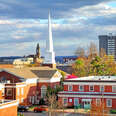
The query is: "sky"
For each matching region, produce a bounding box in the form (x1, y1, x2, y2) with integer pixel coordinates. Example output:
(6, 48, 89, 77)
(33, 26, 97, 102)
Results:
(0, 0, 116, 56)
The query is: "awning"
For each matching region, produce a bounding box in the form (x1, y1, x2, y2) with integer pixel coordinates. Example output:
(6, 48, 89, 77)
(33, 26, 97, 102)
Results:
(82, 99, 92, 102)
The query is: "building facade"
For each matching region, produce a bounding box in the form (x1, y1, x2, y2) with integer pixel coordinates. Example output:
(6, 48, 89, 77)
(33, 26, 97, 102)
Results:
(0, 67, 62, 106)
(99, 34, 116, 59)
(58, 76, 116, 109)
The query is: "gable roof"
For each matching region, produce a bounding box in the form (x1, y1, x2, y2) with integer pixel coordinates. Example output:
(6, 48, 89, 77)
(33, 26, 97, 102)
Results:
(0, 68, 37, 79)
(30, 67, 57, 78)
(0, 66, 58, 79)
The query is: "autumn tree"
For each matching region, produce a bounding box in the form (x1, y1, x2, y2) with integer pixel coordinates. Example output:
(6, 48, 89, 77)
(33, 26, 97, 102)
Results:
(90, 100, 110, 116)
(89, 56, 110, 76)
(73, 58, 87, 77)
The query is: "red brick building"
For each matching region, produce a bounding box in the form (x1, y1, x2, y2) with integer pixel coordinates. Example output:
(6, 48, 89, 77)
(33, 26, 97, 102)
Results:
(0, 67, 62, 105)
(58, 76, 116, 109)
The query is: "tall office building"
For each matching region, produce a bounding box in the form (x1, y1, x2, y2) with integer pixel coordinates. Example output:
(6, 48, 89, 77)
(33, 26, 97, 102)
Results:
(99, 33, 116, 59)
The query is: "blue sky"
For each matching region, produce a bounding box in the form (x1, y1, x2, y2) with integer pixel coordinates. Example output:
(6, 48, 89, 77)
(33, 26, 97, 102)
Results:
(0, 0, 116, 56)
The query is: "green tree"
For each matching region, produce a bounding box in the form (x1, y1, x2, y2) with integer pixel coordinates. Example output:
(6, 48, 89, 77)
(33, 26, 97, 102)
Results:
(89, 56, 110, 76)
(73, 58, 87, 77)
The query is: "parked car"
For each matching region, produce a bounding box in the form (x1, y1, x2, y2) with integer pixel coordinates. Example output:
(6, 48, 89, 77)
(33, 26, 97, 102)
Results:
(34, 105, 48, 112)
(18, 105, 29, 112)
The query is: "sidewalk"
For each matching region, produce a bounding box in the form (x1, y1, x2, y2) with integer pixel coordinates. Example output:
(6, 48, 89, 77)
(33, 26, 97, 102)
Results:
(51, 109, 116, 116)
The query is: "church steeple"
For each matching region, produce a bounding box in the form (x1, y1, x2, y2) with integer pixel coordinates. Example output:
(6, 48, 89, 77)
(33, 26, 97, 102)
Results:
(43, 11, 56, 68)
(36, 43, 40, 58)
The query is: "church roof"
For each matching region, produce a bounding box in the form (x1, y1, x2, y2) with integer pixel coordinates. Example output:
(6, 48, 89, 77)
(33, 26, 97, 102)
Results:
(0, 68, 37, 79)
(0, 66, 57, 79)
(31, 70, 57, 78)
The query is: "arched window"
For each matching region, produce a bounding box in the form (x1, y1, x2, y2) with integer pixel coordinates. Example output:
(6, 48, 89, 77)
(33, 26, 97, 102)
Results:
(41, 85, 47, 98)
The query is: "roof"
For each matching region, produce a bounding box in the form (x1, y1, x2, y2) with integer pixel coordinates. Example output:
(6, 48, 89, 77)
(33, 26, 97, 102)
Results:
(0, 66, 58, 79)
(0, 64, 14, 68)
(66, 74, 78, 79)
(0, 68, 37, 79)
(64, 76, 116, 82)
(30, 67, 57, 78)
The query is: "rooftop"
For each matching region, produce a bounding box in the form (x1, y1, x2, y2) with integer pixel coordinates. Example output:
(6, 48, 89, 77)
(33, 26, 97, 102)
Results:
(65, 76, 116, 81)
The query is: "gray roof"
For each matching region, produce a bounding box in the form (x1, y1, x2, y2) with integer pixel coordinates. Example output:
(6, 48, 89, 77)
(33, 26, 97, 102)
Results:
(31, 70, 57, 78)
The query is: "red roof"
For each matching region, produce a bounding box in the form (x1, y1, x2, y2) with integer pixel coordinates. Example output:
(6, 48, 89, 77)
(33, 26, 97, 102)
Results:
(66, 74, 78, 79)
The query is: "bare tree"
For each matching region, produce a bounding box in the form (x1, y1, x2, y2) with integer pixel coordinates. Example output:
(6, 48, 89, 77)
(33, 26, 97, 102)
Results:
(87, 42, 98, 59)
(99, 48, 106, 58)
(47, 94, 57, 116)
(75, 47, 85, 57)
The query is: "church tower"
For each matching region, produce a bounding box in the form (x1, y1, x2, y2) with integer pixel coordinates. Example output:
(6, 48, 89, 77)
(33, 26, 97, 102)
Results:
(36, 43, 40, 58)
(43, 12, 56, 68)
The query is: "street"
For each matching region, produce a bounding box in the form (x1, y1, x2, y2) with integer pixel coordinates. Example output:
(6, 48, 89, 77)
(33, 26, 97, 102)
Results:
(21, 111, 88, 116)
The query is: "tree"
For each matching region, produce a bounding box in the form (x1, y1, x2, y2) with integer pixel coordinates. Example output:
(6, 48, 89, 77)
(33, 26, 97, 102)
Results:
(57, 69, 66, 86)
(46, 85, 63, 98)
(87, 42, 98, 60)
(47, 93, 57, 116)
(90, 100, 110, 116)
(72, 58, 87, 77)
(99, 48, 106, 58)
(75, 47, 85, 57)
(89, 56, 110, 76)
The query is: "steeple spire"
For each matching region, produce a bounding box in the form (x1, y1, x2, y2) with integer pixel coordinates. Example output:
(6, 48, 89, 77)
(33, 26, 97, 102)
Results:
(43, 11, 56, 67)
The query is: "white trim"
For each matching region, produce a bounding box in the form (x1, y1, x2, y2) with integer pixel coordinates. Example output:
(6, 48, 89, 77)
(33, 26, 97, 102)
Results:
(5, 84, 26, 88)
(64, 82, 116, 86)
(58, 94, 116, 99)
(0, 101, 18, 109)
(82, 99, 92, 102)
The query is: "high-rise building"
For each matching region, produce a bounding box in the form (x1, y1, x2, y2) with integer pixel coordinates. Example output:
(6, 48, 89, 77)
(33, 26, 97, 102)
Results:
(43, 12, 56, 68)
(99, 33, 116, 59)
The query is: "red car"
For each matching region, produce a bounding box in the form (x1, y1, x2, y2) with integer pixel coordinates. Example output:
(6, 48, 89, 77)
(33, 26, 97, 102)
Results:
(34, 105, 48, 112)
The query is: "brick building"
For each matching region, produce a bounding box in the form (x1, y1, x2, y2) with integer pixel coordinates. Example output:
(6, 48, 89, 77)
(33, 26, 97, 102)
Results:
(0, 67, 62, 105)
(58, 76, 116, 109)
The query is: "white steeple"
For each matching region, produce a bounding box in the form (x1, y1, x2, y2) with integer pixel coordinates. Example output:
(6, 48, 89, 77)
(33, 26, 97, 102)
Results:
(44, 11, 56, 64)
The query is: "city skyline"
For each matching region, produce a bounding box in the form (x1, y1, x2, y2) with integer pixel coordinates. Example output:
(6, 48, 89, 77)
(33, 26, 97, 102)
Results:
(0, 0, 116, 56)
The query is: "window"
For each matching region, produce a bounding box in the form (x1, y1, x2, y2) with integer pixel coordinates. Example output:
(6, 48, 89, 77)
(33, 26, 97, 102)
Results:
(112, 86, 116, 92)
(69, 98, 72, 102)
(41, 85, 47, 98)
(79, 85, 84, 91)
(96, 99, 101, 106)
(17, 88, 20, 96)
(106, 99, 112, 107)
(6, 88, 12, 96)
(100, 86, 104, 92)
(29, 96, 32, 103)
(0, 77, 7, 83)
(21, 98, 24, 103)
(63, 98, 67, 106)
(2, 88, 4, 96)
(21, 88, 24, 95)
(68, 85, 72, 91)
(89, 85, 94, 91)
